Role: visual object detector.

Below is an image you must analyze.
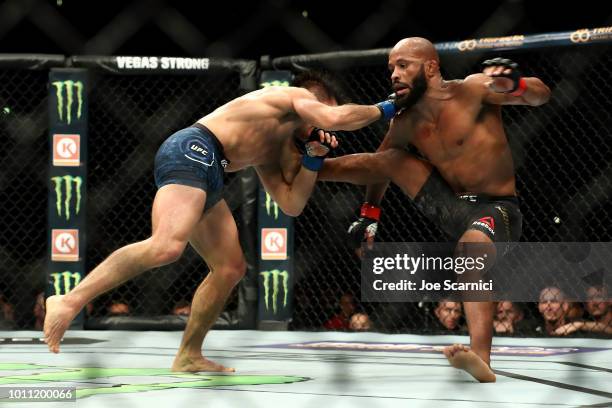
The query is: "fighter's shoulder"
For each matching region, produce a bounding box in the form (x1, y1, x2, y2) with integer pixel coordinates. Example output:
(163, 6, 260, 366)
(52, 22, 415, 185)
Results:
(461, 74, 489, 92)
(285, 86, 318, 100)
(259, 86, 317, 104)
(248, 86, 305, 110)
(463, 73, 489, 85)
(453, 74, 490, 99)
(259, 86, 314, 97)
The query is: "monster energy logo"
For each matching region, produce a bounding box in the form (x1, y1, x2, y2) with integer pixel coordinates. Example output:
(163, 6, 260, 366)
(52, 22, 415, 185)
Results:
(0, 363, 306, 400)
(265, 192, 279, 220)
(51, 175, 82, 220)
(259, 269, 289, 314)
(50, 271, 82, 295)
(52, 80, 83, 124)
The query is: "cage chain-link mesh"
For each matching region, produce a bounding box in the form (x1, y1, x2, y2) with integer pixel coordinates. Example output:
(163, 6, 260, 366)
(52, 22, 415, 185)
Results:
(0, 69, 49, 329)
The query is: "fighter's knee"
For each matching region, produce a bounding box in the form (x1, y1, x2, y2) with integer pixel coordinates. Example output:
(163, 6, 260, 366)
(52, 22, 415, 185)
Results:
(217, 259, 247, 286)
(148, 239, 187, 266)
(459, 229, 493, 244)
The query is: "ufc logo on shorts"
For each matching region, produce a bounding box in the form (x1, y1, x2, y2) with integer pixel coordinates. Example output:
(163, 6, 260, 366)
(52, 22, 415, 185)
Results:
(53, 134, 81, 166)
(261, 228, 287, 260)
(51, 229, 79, 262)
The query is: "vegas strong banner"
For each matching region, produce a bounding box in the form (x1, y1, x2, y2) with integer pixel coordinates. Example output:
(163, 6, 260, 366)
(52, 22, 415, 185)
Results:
(48, 69, 87, 323)
(257, 71, 294, 323)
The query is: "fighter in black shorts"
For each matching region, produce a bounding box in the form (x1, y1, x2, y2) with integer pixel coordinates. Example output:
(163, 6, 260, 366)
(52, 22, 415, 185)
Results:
(412, 169, 523, 247)
(318, 37, 550, 382)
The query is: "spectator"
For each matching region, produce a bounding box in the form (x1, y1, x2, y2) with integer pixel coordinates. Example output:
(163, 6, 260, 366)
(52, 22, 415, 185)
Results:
(0, 294, 15, 329)
(172, 300, 191, 316)
(350, 312, 372, 331)
(566, 302, 585, 321)
(324, 293, 355, 330)
(434, 300, 464, 332)
(107, 301, 130, 316)
(585, 285, 611, 322)
(493, 301, 524, 334)
(537, 287, 573, 335)
(33, 292, 45, 331)
(554, 285, 611, 336)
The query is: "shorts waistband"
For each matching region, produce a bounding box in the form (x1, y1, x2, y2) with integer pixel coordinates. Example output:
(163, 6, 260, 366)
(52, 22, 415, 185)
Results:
(457, 193, 519, 205)
(191, 122, 230, 168)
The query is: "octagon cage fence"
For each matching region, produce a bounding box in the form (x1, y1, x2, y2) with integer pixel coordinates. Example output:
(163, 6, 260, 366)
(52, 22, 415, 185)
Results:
(0, 27, 610, 339)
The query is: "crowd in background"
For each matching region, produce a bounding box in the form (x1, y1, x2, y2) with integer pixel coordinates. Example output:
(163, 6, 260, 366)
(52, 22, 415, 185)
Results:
(0, 284, 609, 337)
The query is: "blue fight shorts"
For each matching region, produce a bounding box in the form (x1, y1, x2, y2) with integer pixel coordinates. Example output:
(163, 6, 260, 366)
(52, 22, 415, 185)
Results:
(154, 123, 229, 212)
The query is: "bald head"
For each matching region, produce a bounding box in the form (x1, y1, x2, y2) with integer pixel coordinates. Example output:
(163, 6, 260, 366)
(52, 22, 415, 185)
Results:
(387, 37, 439, 106)
(392, 37, 439, 63)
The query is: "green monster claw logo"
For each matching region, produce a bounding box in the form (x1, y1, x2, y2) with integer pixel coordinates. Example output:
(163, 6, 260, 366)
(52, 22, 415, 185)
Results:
(52, 80, 83, 124)
(51, 175, 82, 221)
(259, 269, 289, 314)
(265, 192, 279, 220)
(50, 271, 82, 295)
(0, 363, 307, 400)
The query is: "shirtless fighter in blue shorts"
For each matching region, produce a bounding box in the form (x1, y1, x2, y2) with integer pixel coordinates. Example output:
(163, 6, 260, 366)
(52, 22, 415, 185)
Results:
(44, 71, 412, 372)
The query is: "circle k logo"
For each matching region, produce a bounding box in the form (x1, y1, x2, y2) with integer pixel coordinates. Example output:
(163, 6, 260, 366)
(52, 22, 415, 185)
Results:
(55, 233, 76, 253)
(261, 228, 288, 260)
(56, 138, 78, 158)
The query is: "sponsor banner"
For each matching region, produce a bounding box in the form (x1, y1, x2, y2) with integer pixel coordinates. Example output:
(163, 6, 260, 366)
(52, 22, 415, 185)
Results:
(257, 341, 609, 356)
(115, 56, 210, 71)
(361, 242, 611, 302)
(569, 27, 612, 44)
(48, 69, 87, 326)
(258, 190, 294, 320)
(435, 26, 612, 54)
(257, 70, 294, 322)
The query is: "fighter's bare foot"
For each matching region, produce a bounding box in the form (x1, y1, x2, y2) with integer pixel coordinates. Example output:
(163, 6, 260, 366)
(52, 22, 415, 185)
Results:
(171, 354, 235, 373)
(443, 344, 496, 383)
(43, 295, 79, 354)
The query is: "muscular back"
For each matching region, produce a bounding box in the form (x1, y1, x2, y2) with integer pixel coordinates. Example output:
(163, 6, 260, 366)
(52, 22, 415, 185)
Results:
(197, 86, 307, 172)
(395, 79, 516, 195)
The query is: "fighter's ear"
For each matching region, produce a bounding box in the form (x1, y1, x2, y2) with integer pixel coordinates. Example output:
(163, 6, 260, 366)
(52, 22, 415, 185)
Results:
(424, 59, 439, 78)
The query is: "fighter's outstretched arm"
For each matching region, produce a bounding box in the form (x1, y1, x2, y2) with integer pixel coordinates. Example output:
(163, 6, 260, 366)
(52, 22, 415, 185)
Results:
(363, 118, 412, 205)
(318, 153, 390, 185)
(291, 87, 406, 131)
(466, 58, 551, 106)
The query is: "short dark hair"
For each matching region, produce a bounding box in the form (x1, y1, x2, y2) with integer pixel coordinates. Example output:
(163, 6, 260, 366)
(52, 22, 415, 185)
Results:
(292, 70, 348, 104)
